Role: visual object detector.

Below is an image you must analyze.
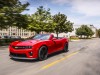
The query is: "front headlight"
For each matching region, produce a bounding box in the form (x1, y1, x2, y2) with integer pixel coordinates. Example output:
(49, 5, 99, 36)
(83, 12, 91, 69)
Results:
(12, 46, 32, 49)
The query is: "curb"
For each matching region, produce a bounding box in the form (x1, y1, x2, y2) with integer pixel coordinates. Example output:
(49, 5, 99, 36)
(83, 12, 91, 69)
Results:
(71, 40, 80, 42)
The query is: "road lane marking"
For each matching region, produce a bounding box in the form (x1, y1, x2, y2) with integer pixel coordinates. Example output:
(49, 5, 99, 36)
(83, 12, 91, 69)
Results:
(41, 51, 79, 70)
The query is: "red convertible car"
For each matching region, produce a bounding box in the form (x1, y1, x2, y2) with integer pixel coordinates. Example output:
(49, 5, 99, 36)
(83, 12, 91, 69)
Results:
(9, 34, 69, 61)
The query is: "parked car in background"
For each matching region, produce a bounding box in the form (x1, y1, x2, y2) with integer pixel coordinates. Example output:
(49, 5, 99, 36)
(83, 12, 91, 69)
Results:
(9, 34, 69, 61)
(0, 36, 11, 39)
(0, 35, 21, 39)
(10, 36, 21, 39)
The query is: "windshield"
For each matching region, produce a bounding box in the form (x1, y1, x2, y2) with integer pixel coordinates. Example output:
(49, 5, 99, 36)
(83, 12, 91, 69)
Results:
(32, 34, 50, 40)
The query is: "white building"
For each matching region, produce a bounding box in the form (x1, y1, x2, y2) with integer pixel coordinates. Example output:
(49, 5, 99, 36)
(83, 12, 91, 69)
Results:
(69, 25, 97, 37)
(0, 26, 35, 38)
(89, 25, 97, 37)
(0, 25, 97, 38)
(52, 25, 97, 38)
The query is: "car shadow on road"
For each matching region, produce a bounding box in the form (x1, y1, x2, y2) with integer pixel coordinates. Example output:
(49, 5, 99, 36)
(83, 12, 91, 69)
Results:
(47, 50, 69, 58)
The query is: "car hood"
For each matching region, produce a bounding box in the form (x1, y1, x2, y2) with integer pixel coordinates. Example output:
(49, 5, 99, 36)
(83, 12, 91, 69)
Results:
(12, 40, 41, 46)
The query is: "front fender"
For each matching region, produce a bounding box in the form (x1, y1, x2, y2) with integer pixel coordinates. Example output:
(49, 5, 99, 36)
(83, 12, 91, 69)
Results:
(32, 41, 48, 57)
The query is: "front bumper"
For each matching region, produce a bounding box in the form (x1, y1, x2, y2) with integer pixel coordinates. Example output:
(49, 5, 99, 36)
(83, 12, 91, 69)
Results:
(9, 46, 38, 59)
(10, 55, 36, 60)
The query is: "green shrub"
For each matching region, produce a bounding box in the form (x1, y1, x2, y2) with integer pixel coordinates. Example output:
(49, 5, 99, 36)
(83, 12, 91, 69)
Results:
(70, 36, 79, 40)
(0, 38, 25, 46)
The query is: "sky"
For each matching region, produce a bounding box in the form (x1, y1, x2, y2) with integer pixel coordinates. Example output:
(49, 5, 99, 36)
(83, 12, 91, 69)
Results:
(21, 0, 100, 29)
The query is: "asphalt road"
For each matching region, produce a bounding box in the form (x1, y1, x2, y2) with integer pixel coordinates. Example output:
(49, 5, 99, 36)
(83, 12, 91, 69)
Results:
(0, 38, 100, 75)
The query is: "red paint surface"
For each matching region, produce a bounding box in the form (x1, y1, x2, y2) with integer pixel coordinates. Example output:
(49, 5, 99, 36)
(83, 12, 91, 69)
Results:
(9, 34, 68, 59)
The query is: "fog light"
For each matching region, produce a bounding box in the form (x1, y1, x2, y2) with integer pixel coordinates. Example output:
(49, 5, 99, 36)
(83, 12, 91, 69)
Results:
(29, 52, 33, 56)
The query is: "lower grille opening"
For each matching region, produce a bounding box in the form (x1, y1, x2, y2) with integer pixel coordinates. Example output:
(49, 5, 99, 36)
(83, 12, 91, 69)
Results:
(10, 52, 27, 58)
(29, 52, 33, 56)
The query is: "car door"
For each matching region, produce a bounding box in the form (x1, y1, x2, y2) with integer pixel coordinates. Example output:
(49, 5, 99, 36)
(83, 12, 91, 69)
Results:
(47, 40, 57, 54)
(53, 39, 63, 52)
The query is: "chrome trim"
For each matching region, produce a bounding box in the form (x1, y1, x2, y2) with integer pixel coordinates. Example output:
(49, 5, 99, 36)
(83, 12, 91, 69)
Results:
(10, 55, 36, 60)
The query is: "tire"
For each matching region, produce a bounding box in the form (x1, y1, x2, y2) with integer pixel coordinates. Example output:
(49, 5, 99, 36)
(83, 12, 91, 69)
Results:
(38, 46, 48, 61)
(63, 43, 68, 52)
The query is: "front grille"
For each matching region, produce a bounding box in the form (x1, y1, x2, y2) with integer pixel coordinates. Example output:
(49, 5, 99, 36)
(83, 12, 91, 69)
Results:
(10, 52, 27, 58)
(12, 46, 32, 49)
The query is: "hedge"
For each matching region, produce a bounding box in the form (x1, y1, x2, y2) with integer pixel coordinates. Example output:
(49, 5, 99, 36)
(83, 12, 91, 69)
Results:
(0, 38, 25, 46)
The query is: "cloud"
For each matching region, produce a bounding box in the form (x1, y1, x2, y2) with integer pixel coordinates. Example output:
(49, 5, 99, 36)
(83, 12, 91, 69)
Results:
(51, 0, 100, 28)
(20, 0, 29, 3)
(52, 0, 69, 4)
(68, 15, 100, 28)
(20, 0, 29, 2)
(21, 0, 100, 28)
(22, 6, 37, 14)
(72, 0, 100, 16)
(52, 0, 100, 16)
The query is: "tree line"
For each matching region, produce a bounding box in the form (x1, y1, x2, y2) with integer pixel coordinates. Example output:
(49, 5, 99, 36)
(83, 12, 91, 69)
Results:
(0, 0, 73, 38)
(0, 0, 96, 38)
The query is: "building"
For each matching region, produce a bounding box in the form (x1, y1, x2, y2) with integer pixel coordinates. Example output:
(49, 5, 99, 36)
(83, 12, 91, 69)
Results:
(0, 26, 35, 38)
(0, 25, 97, 38)
(89, 25, 97, 37)
(52, 25, 97, 38)
(67, 25, 97, 38)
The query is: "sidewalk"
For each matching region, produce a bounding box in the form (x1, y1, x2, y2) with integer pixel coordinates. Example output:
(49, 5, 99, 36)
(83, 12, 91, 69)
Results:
(71, 40, 80, 42)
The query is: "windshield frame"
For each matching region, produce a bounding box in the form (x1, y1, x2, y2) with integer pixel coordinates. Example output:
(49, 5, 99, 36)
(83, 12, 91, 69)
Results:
(32, 34, 50, 40)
